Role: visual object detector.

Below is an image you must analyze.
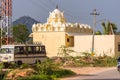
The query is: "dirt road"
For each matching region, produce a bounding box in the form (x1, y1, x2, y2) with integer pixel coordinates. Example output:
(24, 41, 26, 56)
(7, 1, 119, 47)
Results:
(61, 67, 116, 80)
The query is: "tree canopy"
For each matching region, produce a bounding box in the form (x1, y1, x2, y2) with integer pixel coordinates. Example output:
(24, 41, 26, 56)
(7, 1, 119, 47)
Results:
(12, 24, 30, 43)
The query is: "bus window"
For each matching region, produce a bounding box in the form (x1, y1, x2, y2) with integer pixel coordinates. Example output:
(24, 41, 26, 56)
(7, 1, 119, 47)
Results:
(15, 47, 20, 54)
(0, 49, 6, 53)
(28, 46, 32, 53)
(15, 46, 24, 54)
(35, 46, 40, 53)
(0, 48, 13, 54)
(41, 46, 45, 53)
(6, 49, 11, 53)
(24, 47, 26, 52)
(18, 46, 24, 54)
(33, 46, 36, 54)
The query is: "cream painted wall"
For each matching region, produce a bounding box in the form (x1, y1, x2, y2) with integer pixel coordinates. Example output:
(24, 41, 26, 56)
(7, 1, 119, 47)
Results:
(74, 35, 116, 56)
(33, 32, 66, 57)
(32, 32, 120, 57)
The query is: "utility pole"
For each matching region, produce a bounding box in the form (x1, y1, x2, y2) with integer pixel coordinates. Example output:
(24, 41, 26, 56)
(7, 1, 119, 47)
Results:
(0, 18, 3, 46)
(0, 5, 2, 46)
(90, 9, 99, 61)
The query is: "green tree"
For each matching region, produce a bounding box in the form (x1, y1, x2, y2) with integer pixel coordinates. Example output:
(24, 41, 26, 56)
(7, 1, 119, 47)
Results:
(101, 21, 117, 35)
(12, 24, 30, 43)
(95, 30, 102, 35)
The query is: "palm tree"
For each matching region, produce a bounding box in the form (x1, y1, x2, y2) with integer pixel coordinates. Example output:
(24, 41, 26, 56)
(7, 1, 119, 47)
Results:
(101, 21, 117, 35)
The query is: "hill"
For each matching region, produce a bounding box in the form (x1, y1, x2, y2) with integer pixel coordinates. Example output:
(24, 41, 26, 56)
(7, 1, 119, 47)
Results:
(13, 16, 40, 32)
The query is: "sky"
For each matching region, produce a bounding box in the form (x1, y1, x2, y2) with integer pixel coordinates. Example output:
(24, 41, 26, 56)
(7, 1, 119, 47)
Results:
(13, 0, 120, 31)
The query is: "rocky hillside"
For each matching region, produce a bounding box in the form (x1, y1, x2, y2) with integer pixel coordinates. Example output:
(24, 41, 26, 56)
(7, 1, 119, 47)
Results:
(13, 16, 40, 32)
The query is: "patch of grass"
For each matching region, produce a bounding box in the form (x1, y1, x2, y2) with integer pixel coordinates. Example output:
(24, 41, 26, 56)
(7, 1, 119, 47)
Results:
(17, 74, 54, 80)
(18, 69, 75, 80)
(59, 53, 117, 67)
(93, 56, 117, 67)
(51, 69, 76, 78)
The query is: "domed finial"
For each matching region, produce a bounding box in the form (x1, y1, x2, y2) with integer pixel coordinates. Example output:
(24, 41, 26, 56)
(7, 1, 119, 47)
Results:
(56, 5, 58, 9)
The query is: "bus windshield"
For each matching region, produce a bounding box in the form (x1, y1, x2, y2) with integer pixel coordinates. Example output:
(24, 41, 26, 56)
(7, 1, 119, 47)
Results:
(0, 48, 14, 54)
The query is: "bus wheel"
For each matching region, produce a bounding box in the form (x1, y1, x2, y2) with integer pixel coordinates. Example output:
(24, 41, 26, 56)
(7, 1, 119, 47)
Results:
(35, 60, 41, 64)
(17, 61, 22, 65)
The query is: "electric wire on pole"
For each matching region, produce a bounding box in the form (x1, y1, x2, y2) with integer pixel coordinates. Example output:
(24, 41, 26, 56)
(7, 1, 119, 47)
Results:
(90, 9, 99, 62)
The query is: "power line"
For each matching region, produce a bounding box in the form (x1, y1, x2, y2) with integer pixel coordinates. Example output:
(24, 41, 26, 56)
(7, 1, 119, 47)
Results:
(40, 0, 54, 9)
(50, 0, 57, 6)
(26, 0, 49, 13)
(48, 0, 88, 22)
(35, 0, 52, 11)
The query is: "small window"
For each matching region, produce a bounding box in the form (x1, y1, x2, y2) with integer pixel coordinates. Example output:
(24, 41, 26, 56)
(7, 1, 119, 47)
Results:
(118, 44, 120, 51)
(67, 38, 70, 42)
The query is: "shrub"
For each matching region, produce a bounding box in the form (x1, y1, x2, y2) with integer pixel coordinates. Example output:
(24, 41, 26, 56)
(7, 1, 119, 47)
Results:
(18, 69, 75, 80)
(0, 63, 8, 80)
(8, 62, 18, 69)
(59, 53, 117, 67)
(34, 58, 60, 75)
(93, 56, 117, 67)
(17, 74, 54, 80)
(52, 69, 76, 78)
(32, 58, 75, 79)
(20, 63, 30, 69)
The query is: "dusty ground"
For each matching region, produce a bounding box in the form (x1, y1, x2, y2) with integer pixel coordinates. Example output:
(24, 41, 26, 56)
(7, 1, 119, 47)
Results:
(61, 67, 116, 80)
(6, 68, 35, 80)
(63, 67, 115, 74)
(4, 67, 116, 80)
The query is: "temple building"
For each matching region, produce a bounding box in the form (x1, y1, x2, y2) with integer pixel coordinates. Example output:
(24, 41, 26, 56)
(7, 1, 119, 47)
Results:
(30, 7, 92, 57)
(30, 7, 120, 57)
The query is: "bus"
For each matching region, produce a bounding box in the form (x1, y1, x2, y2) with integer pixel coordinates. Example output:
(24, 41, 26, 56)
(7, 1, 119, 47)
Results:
(0, 44, 46, 64)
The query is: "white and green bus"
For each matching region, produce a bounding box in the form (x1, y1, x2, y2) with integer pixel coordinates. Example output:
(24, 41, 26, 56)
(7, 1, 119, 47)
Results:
(0, 44, 46, 64)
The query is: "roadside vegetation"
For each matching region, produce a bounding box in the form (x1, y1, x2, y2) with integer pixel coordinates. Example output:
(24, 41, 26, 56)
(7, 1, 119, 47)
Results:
(59, 54, 117, 67)
(0, 19, 119, 80)
(57, 45, 118, 67)
(0, 45, 118, 80)
(0, 58, 76, 80)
